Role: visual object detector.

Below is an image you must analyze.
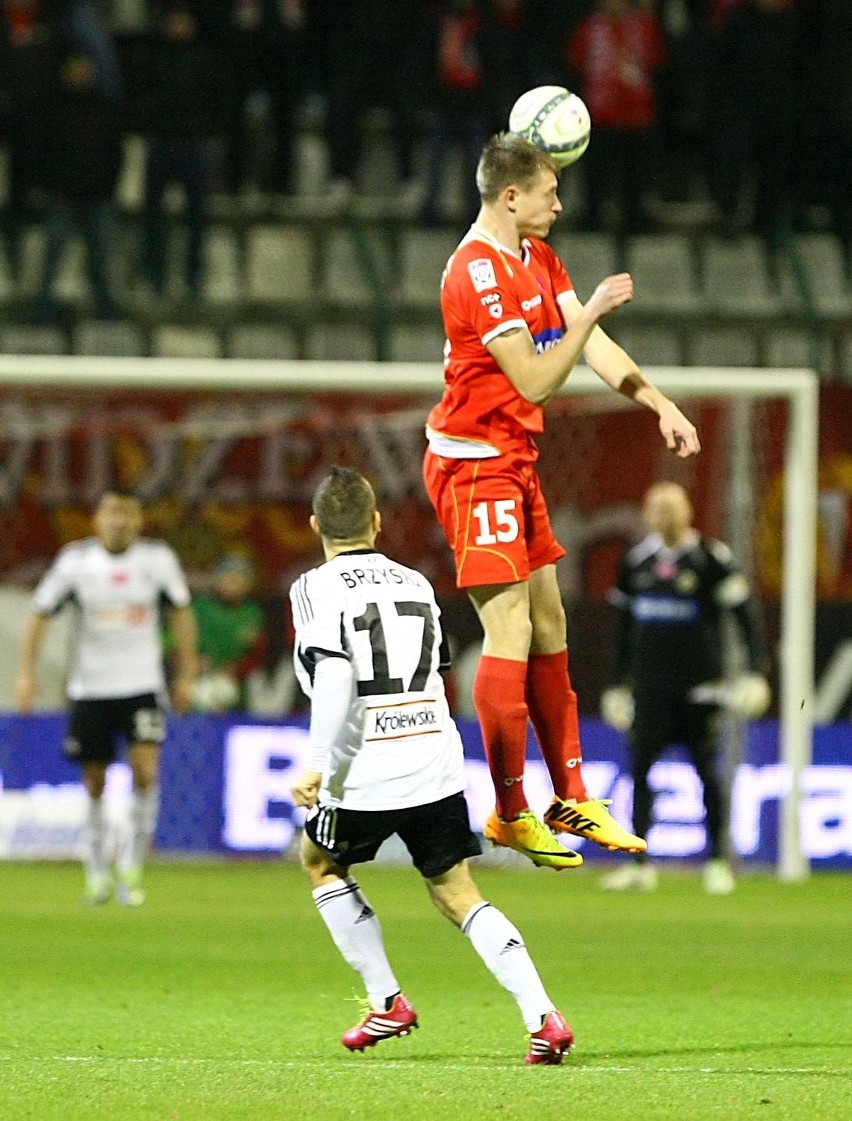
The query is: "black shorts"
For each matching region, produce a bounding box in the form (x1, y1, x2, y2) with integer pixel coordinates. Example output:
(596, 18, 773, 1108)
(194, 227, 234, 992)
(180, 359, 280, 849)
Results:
(304, 791, 482, 879)
(632, 689, 722, 761)
(65, 694, 167, 764)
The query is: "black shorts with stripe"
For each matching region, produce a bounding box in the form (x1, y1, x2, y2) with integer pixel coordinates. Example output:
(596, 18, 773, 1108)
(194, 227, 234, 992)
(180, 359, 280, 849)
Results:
(304, 791, 482, 879)
(65, 694, 167, 764)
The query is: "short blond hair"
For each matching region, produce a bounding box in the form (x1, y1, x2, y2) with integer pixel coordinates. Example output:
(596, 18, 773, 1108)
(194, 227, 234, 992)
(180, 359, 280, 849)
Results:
(476, 132, 559, 202)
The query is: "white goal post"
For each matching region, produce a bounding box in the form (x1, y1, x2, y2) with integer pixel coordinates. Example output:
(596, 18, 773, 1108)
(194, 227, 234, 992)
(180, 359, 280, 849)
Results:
(0, 357, 819, 881)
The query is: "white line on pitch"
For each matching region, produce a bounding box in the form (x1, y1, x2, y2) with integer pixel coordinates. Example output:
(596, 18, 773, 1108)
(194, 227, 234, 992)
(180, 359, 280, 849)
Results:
(0, 1057, 845, 1076)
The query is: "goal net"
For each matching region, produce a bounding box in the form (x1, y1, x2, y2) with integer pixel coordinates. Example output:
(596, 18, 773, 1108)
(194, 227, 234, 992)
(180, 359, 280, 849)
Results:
(0, 357, 818, 879)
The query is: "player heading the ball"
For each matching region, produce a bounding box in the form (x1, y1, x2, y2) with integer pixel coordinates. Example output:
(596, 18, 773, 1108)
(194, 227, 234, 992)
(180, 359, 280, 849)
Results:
(423, 132, 700, 868)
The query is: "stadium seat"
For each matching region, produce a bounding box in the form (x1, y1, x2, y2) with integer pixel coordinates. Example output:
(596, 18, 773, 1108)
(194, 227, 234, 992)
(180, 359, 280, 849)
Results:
(51, 239, 89, 301)
(17, 227, 98, 301)
(389, 323, 445, 362)
(17, 228, 47, 295)
(837, 332, 852, 381)
(205, 227, 241, 303)
(625, 234, 701, 311)
(700, 236, 781, 315)
(613, 324, 684, 366)
(229, 323, 299, 359)
(792, 234, 852, 317)
(0, 325, 68, 354)
(321, 227, 392, 306)
(304, 322, 376, 360)
(0, 253, 11, 300)
(763, 326, 826, 370)
(246, 225, 313, 301)
(397, 229, 459, 307)
(75, 319, 145, 356)
(152, 325, 222, 358)
(547, 232, 619, 301)
(688, 326, 760, 366)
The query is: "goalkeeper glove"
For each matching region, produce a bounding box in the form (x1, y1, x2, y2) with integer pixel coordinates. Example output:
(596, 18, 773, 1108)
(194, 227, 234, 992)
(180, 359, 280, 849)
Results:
(601, 686, 634, 732)
(728, 673, 771, 720)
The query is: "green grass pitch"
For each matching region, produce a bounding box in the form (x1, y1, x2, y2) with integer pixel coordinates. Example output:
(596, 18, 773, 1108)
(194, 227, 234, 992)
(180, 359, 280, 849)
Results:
(0, 859, 850, 1121)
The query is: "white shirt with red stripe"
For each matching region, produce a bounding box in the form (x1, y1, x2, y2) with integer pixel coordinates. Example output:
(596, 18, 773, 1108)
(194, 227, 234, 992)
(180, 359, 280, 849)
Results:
(32, 537, 190, 700)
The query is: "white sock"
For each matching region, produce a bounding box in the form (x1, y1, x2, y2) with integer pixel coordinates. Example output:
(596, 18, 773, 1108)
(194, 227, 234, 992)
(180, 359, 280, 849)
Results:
(312, 877, 400, 1010)
(85, 795, 108, 885)
(462, 902, 554, 1031)
(124, 784, 159, 875)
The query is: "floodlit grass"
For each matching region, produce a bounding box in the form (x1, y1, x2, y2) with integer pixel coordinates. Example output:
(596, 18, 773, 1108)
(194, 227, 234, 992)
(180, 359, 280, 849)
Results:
(0, 860, 850, 1120)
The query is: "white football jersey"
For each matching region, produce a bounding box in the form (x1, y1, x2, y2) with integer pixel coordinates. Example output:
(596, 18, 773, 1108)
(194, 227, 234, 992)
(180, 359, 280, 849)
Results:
(290, 549, 466, 811)
(32, 537, 190, 701)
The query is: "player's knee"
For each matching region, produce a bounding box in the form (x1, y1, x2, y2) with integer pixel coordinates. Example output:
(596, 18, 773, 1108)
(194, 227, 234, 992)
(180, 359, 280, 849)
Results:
(426, 861, 482, 925)
(481, 614, 532, 660)
(299, 832, 340, 887)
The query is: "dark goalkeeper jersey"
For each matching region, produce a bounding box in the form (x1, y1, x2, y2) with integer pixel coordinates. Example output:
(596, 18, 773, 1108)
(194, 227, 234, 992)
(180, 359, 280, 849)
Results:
(608, 530, 767, 691)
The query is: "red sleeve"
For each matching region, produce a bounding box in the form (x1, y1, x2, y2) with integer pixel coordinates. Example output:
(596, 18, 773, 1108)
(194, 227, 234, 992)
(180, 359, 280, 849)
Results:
(445, 245, 527, 346)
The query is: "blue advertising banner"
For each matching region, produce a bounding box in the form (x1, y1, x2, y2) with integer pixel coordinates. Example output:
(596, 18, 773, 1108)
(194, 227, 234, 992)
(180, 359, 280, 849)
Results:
(0, 714, 850, 867)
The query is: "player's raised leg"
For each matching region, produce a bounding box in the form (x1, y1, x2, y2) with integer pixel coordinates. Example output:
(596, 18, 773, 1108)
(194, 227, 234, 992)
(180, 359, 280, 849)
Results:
(470, 581, 583, 870)
(527, 566, 646, 854)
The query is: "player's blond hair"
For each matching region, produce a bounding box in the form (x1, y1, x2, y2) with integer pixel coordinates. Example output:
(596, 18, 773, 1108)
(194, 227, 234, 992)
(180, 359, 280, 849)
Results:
(312, 467, 376, 542)
(476, 133, 559, 202)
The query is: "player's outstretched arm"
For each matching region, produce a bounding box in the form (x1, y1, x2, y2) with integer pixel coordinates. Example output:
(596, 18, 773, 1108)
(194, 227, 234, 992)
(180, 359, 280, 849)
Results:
(488, 273, 634, 405)
(569, 319, 700, 458)
(14, 613, 50, 712)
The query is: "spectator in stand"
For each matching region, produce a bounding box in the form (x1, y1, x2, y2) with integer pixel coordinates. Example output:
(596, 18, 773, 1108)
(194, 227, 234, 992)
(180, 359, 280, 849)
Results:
(66, 0, 122, 101)
(706, 0, 800, 244)
(190, 554, 269, 713)
(132, 2, 226, 298)
(0, 0, 64, 287)
(802, 0, 852, 277)
(478, 0, 535, 134)
(207, 0, 307, 201)
(34, 46, 123, 322)
(307, 0, 425, 208)
(565, 0, 667, 236)
(651, 0, 713, 207)
(420, 0, 489, 228)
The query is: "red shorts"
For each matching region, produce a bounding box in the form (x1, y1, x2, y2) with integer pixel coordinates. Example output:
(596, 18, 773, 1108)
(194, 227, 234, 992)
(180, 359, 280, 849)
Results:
(423, 449, 565, 588)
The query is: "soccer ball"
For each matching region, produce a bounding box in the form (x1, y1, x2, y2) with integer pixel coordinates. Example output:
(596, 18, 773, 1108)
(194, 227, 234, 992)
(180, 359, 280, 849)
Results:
(508, 85, 591, 169)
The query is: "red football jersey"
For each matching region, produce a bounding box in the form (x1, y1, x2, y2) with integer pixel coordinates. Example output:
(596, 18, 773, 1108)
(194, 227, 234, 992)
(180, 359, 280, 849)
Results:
(427, 227, 575, 459)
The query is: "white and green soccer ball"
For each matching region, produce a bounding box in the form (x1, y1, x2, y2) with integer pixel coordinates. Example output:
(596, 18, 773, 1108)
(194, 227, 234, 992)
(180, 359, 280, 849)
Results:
(508, 85, 591, 169)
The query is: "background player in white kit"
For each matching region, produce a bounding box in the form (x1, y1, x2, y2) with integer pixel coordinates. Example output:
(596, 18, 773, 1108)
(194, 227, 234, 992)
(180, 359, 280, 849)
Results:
(290, 467, 575, 1065)
(15, 487, 197, 906)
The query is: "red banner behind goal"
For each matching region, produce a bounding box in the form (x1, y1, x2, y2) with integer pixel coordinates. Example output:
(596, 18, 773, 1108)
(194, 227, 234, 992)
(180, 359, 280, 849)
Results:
(0, 383, 850, 602)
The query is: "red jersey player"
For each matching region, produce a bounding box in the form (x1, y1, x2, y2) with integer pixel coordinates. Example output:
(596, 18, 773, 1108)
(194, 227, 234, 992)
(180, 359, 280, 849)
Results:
(423, 133, 700, 870)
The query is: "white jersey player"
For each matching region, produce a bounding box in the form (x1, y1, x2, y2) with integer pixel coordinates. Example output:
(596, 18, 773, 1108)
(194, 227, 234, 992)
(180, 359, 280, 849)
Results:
(291, 546, 464, 813)
(289, 467, 574, 1066)
(15, 488, 198, 907)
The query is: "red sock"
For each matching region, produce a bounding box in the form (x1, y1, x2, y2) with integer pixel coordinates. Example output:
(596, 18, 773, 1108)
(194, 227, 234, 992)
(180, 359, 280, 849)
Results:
(472, 655, 529, 820)
(526, 650, 589, 803)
